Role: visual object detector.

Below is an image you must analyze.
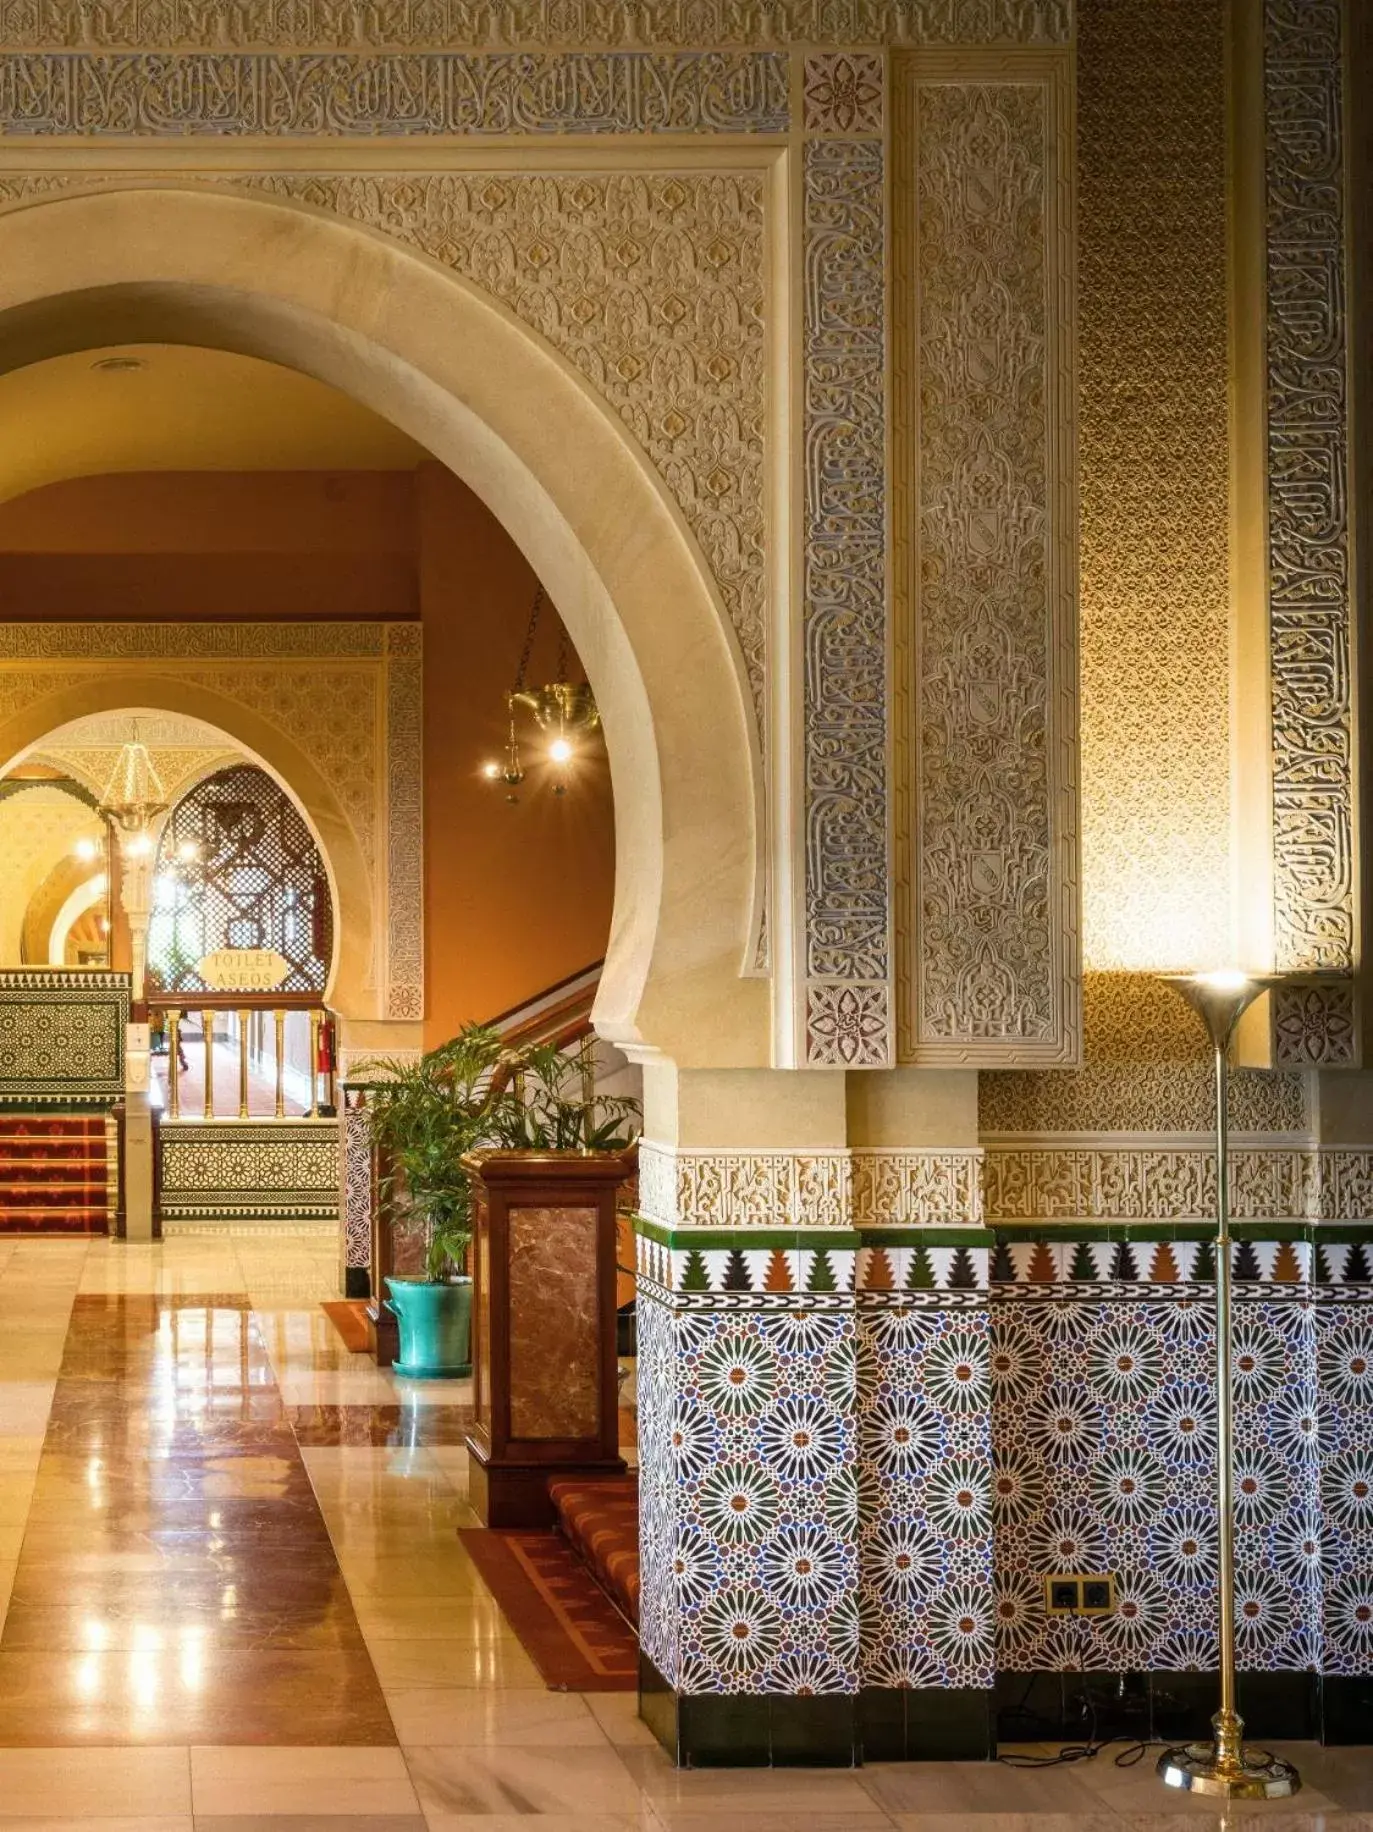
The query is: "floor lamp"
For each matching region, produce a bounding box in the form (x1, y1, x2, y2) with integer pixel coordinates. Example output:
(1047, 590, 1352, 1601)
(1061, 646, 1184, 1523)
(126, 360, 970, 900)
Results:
(1155, 969, 1299, 1799)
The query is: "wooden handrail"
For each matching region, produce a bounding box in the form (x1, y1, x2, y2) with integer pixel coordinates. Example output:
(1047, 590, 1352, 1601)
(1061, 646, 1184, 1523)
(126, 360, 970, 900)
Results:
(147, 991, 326, 1010)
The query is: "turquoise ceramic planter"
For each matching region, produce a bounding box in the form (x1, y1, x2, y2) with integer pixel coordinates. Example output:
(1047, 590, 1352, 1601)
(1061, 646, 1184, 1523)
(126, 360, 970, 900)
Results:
(384, 1275, 473, 1379)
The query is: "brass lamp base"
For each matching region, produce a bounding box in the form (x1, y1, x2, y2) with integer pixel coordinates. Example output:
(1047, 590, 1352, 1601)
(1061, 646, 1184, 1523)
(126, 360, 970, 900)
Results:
(1157, 1714, 1300, 1799)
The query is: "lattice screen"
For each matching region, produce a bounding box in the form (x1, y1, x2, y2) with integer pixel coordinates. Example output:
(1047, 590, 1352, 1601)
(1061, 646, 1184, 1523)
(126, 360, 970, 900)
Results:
(147, 765, 332, 993)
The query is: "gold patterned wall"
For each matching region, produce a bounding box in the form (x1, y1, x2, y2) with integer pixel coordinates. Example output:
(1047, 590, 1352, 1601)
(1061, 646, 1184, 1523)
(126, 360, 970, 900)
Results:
(1078, 0, 1231, 974)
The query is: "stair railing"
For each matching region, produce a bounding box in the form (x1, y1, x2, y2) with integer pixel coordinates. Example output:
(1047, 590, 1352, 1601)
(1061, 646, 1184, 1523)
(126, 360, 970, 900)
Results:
(147, 992, 336, 1121)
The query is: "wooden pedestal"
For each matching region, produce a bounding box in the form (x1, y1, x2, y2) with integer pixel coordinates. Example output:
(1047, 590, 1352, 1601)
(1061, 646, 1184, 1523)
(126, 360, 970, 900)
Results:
(463, 1148, 633, 1527)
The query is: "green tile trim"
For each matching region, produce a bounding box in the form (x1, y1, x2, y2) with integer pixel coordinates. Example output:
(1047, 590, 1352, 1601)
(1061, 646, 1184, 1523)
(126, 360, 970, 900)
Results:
(633, 1216, 993, 1250)
(990, 1221, 1369, 1245)
(858, 1226, 996, 1247)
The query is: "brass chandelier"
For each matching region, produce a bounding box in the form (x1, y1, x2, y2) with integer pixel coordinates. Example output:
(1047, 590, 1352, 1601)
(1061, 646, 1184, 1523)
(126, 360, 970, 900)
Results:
(485, 586, 599, 802)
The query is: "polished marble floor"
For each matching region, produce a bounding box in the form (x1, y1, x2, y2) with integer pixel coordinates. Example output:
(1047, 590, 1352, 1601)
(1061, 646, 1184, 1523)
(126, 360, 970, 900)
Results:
(0, 1230, 1364, 1827)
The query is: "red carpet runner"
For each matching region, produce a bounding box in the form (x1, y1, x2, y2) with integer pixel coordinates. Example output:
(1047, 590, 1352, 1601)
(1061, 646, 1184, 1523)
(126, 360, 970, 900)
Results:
(0, 1115, 113, 1234)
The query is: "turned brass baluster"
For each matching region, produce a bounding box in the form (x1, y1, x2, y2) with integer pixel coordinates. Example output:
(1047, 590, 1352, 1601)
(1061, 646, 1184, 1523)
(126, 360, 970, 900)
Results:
(238, 1008, 250, 1119)
(167, 1009, 182, 1120)
(202, 1009, 214, 1119)
(307, 1008, 321, 1118)
(273, 1008, 286, 1118)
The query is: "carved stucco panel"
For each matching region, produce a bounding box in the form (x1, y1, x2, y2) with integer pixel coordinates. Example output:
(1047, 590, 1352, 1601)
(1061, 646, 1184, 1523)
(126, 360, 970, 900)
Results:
(801, 134, 890, 1063)
(983, 1146, 1321, 1225)
(1264, 0, 1354, 975)
(246, 171, 767, 731)
(900, 67, 1075, 1062)
(1077, 0, 1230, 974)
(0, 51, 790, 136)
(0, 3, 1071, 49)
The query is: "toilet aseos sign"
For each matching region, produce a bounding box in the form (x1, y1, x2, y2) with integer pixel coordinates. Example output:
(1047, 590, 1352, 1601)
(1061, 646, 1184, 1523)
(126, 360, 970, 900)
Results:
(196, 949, 292, 992)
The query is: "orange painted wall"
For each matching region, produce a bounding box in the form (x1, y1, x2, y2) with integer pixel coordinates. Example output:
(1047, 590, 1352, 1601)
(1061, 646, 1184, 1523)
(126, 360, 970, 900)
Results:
(0, 472, 418, 620)
(415, 463, 615, 1046)
(0, 466, 616, 1041)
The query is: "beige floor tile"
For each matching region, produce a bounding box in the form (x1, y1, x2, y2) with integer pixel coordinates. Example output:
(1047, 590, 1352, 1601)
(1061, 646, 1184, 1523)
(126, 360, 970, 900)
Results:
(0, 1745, 191, 1816)
(350, 1597, 519, 1643)
(1070, 1744, 1344, 1818)
(418, 1816, 647, 1832)
(650, 1817, 895, 1832)
(406, 1743, 645, 1817)
(859, 1759, 1118, 1818)
(365, 1636, 540, 1688)
(889, 1816, 1119, 1832)
(0, 1820, 192, 1830)
(190, 1745, 418, 1817)
(618, 1750, 888, 1818)
(336, 1554, 493, 1600)
(585, 1690, 663, 1750)
(193, 1819, 423, 1831)
(386, 1685, 606, 1747)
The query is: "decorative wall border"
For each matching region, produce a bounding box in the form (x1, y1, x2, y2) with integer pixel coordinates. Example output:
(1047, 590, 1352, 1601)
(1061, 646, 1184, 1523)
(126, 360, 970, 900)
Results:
(1263, 0, 1355, 980)
(0, 4, 1072, 51)
(157, 1117, 341, 1221)
(892, 50, 1079, 1066)
(383, 624, 423, 1021)
(982, 1142, 1373, 1225)
(637, 1142, 983, 1228)
(0, 970, 129, 1100)
(0, 51, 789, 136)
(801, 117, 891, 1066)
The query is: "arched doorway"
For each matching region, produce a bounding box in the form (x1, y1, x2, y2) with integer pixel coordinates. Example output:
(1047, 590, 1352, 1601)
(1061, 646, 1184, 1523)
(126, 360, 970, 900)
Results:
(0, 183, 769, 1068)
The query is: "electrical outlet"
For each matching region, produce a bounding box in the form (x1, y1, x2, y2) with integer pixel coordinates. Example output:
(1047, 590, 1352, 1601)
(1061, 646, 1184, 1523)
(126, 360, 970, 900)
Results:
(1080, 1575, 1115, 1614)
(1043, 1573, 1116, 1615)
(1044, 1576, 1081, 1614)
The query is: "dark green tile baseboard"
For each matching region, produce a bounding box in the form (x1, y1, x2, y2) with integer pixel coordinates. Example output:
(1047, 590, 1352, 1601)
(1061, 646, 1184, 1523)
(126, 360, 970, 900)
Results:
(640, 1658, 993, 1766)
(641, 1662, 1358, 1766)
(995, 1669, 1319, 1746)
(860, 1687, 994, 1761)
(1319, 1675, 1373, 1745)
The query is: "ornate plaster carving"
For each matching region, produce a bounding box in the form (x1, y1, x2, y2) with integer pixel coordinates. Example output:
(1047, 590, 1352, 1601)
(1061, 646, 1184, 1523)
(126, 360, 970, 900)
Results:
(637, 1142, 854, 1229)
(1264, 0, 1354, 976)
(801, 134, 890, 1065)
(383, 625, 423, 1022)
(983, 1143, 1373, 1226)
(246, 170, 767, 727)
(1272, 981, 1357, 1069)
(1077, 0, 1230, 974)
(0, 3, 1071, 50)
(851, 1149, 983, 1226)
(895, 58, 1076, 1063)
(0, 51, 787, 136)
(639, 1141, 985, 1228)
(979, 975, 1308, 1136)
(802, 53, 883, 135)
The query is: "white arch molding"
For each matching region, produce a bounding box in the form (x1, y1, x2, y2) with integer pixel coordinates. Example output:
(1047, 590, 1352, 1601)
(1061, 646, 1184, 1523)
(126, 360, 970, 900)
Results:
(0, 184, 769, 1067)
(48, 872, 106, 966)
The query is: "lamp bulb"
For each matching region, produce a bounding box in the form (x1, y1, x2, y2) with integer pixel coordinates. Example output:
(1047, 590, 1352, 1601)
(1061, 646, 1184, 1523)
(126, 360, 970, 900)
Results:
(549, 736, 574, 765)
(75, 837, 99, 862)
(481, 760, 501, 780)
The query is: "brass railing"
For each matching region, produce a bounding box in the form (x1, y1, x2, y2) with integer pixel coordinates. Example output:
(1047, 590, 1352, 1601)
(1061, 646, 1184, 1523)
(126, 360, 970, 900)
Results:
(147, 993, 335, 1121)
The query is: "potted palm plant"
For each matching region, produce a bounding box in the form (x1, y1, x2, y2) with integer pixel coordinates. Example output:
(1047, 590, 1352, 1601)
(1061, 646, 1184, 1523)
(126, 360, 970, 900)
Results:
(497, 1040, 641, 1152)
(358, 1023, 515, 1380)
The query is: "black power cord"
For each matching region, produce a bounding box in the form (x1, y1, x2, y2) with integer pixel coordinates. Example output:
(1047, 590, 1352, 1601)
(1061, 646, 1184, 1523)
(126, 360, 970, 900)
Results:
(998, 1612, 1154, 1770)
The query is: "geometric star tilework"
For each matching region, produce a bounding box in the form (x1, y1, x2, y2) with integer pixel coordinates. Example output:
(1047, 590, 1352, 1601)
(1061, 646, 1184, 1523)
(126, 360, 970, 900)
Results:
(858, 1305, 994, 1687)
(636, 1221, 1373, 1697)
(639, 1285, 860, 1695)
(1316, 1292, 1373, 1674)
